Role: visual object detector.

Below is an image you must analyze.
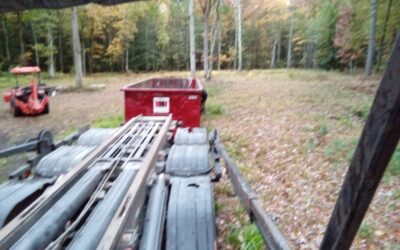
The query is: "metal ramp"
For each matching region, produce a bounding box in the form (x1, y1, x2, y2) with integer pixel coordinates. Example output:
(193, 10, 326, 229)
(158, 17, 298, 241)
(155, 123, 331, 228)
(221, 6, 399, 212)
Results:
(0, 116, 172, 249)
(0, 119, 220, 250)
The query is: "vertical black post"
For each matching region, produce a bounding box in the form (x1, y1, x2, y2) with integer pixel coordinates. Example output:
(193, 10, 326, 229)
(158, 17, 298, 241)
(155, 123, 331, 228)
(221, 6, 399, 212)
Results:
(320, 35, 400, 249)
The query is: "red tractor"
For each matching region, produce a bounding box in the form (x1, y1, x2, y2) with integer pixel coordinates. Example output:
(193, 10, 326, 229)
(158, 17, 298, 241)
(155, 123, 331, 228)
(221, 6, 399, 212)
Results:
(2, 66, 50, 117)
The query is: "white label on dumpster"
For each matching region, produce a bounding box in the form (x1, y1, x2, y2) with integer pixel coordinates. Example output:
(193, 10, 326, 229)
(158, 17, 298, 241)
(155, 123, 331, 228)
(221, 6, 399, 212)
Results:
(153, 97, 170, 113)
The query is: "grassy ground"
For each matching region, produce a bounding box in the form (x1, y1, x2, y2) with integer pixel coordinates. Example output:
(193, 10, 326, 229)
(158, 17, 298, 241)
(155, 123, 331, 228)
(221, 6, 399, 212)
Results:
(203, 70, 399, 249)
(0, 70, 398, 249)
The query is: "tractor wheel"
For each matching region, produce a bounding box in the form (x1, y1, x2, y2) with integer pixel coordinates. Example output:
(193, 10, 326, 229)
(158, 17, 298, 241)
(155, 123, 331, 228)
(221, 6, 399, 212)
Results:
(12, 101, 22, 117)
(43, 103, 50, 114)
(13, 107, 22, 117)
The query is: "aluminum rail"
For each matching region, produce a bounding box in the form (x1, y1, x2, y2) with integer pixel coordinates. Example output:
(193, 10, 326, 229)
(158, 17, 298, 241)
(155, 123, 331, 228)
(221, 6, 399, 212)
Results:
(0, 116, 142, 248)
(139, 174, 168, 250)
(98, 115, 172, 249)
(11, 167, 105, 249)
(45, 119, 159, 249)
(68, 167, 138, 249)
(214, 139, 290, 250)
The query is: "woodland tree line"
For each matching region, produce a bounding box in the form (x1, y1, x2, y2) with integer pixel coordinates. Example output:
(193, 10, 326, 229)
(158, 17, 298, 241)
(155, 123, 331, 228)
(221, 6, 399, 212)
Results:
(0, 0, 399, 83)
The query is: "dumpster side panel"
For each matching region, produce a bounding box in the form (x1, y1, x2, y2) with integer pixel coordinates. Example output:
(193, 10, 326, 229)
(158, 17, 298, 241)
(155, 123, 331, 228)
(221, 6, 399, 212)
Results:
(124, 90, 202, 128)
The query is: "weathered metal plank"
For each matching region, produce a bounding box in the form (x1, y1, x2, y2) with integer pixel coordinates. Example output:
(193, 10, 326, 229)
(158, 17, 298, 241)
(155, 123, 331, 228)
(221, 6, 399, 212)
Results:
(320, 35, 400, 250)
(215, 141, 290, 250)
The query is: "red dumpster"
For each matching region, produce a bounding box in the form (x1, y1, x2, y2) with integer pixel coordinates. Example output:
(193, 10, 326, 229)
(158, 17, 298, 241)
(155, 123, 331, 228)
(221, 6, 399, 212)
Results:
(122, 78, 204, 128)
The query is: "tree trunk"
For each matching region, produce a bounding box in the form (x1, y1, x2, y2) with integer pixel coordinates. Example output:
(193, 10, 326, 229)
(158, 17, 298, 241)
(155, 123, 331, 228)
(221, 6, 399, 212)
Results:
(216, 17, 221, 70)
(376, 0, 392, 71)
(1, 18, 10, 61)
(287, 6, 295, 68)
(233, 0, 238, 70)
(145, 13, 149, 71)
(207, 0, 220, 79)
(233, 28, 237, 70)
(236, 0, 242, 71)
(31, 23, 40, 66)
(57, 11, 64, 72)
(203, 13, 210, 80)
(17, 12, 24, 61)
(71, 7, 83, 88)
(277, 31, 281, 66)
(203, 11, 210, 80)
(82, 46, 86, 75)
(47, 27, 55, 78)
(189, 0, 196, 77)
(125, 48, 129, 73)
(270, 39, 277, 68)
(365, 0, 378, 76)
(305, 42, 314, 68)
(89, 19, 94, 74)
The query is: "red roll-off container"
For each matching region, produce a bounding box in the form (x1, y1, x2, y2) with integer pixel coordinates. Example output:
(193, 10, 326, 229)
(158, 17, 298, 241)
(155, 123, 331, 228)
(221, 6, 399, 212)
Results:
(121, 78, 204, 128)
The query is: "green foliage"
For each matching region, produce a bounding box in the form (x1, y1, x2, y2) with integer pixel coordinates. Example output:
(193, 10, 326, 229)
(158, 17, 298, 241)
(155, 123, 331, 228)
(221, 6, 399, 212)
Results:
(214, 183, 234, 196)
(227, 224, 241, 247)
(309, 0, 338, 67)
(317, 121, 329, 137)
(227, 223, 264, 250)
(358, 223, 375, 239)
(234, 205, 246, 218)
(386, 145, 400, 177)
(0, 159, 5, 183)
(0, 73, 16, 90)
(224, 136, 249, 159)
(0, 0, 399, 72)
(352, 102, 372, 119)
(214, 201, 226, 213)
(324, 138, 357, 163)
(306, 138, 317, 153)
(205, 102, 224, 116)
(241, 224, 264, 250)
(92, 115, 123, 128)
(55, 128, 77, 141)
(392, 190, 400, 200)
(205, 84, 222, 98)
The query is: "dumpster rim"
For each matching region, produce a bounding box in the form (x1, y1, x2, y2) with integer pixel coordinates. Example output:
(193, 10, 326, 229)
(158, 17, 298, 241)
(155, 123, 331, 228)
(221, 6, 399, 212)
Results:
(120, 77, 204, 92)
